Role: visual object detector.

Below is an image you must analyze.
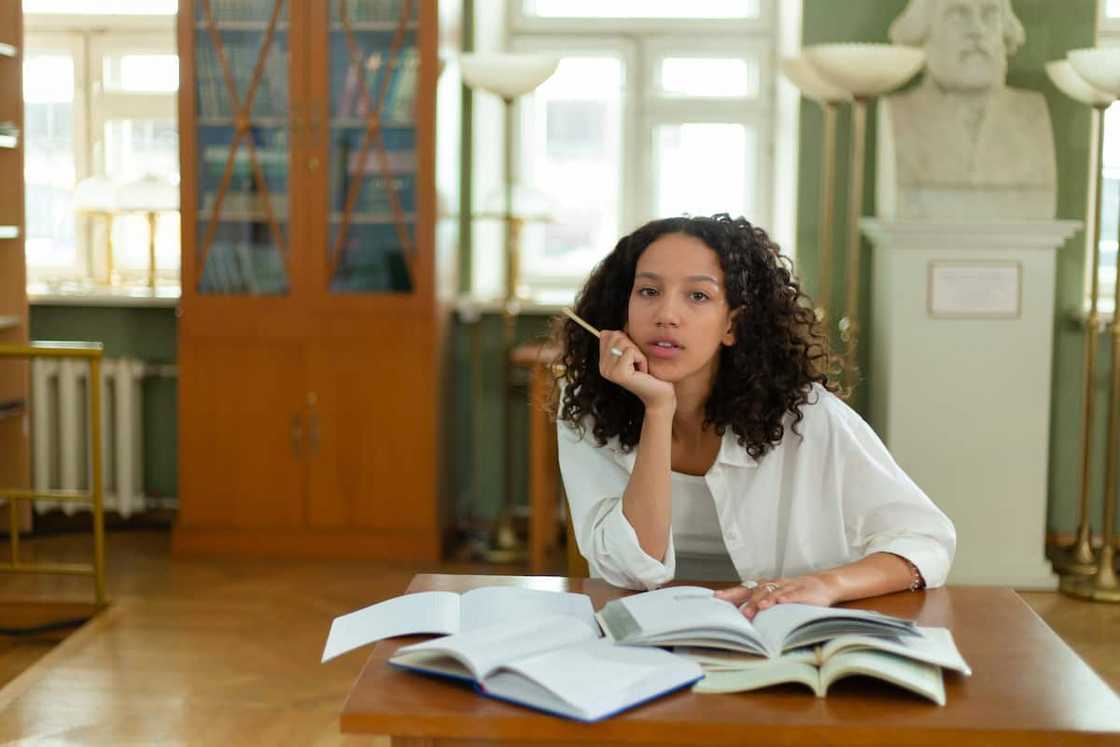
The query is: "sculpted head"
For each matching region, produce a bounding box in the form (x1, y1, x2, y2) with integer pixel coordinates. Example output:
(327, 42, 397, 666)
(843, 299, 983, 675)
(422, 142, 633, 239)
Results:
(889, 0, 1026, 92)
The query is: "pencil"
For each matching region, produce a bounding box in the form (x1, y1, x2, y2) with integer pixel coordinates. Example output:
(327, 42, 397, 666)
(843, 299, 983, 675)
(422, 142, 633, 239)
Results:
(562, 307, 601, 339)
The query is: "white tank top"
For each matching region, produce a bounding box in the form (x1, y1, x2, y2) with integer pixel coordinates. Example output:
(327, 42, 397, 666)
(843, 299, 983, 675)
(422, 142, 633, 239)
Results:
(670, 471, 738, 582)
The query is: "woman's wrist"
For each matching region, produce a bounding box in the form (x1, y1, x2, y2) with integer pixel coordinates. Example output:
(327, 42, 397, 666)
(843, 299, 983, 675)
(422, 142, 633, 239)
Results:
(812, 569, 848, 605)
(643, 396, 677, 418)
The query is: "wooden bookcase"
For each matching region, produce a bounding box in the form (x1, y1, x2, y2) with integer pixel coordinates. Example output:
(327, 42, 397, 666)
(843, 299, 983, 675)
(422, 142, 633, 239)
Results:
(174, 0, 462, 560)
(0, 0, 29, 529)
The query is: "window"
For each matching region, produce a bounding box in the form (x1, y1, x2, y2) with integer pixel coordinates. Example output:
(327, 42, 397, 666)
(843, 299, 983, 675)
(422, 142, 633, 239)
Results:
(23, 5, 179, 291)
(481, 0, 783, 300)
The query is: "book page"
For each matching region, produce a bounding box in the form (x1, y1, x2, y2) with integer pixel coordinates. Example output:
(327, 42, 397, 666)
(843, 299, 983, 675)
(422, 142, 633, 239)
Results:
(820, 650, 946, 705)
(460, 586, 597, 633)
(600, 586, 764, 652)
(393, 614, 597, 680)
(820, 626, 971, 675)
(321, 591, 461, 662)
(752, 603, 915, 654)
(675, 645, 817, 671)
(692, 658, 822, 696)
(486, 637, 702, 722)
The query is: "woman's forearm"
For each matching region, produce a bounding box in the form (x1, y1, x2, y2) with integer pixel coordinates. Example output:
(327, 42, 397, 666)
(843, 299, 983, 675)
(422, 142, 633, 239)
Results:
(621, 406, 674, 561)
(816, 552, 918, 604)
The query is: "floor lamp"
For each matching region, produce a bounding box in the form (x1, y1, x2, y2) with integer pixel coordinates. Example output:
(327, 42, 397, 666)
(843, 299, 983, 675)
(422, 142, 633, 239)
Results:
(802, 44, 925, 392)
(779, 55, 851, 329)
(1061, 47, 1120, 602)
(1045, 59, 1114, 578)
(460, 53, 558, 559)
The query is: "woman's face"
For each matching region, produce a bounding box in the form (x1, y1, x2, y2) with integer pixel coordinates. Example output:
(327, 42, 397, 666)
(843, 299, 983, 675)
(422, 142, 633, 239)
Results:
(624, 232, 736, 386)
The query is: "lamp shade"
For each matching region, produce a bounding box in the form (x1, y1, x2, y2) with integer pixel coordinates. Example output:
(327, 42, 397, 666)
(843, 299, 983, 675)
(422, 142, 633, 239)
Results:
(73, 176, 118, 212)
(804, 43, 924, 97)
(1046, 60, 1114, 106)
(1068, 47, 1120, 97)
(460, 53, 559, 99)
(781, 55, 851, 103)
(116, 173, 180, 212)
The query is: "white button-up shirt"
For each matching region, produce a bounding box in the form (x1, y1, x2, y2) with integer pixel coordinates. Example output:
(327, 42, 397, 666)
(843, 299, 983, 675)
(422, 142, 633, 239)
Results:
(558, 385, 956, 591)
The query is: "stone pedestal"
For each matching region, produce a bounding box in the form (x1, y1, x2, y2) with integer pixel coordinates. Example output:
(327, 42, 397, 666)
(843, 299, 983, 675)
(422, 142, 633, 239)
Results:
(862, 219, 1080, 589)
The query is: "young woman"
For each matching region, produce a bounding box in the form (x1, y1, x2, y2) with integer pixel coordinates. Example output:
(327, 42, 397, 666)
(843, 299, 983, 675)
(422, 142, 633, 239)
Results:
(553, 214, 955, 619)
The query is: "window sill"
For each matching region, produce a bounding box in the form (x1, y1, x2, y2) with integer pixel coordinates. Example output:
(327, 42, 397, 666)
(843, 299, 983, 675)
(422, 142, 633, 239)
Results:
(455, 291, 576, 321)
(1067, 302, 1117, 329)
(28, 282, 181, 308)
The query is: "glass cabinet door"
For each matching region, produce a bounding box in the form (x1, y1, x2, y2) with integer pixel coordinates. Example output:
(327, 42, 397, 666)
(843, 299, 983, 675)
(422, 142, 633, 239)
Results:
(325, 0, 419, 293)
(193, 0, 291, 295)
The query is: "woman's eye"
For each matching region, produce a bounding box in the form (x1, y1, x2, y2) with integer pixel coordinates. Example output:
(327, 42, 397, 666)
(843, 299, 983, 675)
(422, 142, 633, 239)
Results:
(690, 291, 710, 302)
(637, 287, 658, 297)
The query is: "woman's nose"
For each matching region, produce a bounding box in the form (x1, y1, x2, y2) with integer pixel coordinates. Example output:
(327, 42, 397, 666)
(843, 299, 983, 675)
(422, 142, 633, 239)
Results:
(653, 297, 681, 327)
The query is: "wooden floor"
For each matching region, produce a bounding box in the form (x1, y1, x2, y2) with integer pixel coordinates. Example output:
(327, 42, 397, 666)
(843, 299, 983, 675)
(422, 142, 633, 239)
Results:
(0, 530, 1117, 745)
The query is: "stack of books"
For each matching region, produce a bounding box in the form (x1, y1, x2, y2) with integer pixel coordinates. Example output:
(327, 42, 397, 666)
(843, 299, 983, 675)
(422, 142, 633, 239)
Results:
(323, 585, 973, 722)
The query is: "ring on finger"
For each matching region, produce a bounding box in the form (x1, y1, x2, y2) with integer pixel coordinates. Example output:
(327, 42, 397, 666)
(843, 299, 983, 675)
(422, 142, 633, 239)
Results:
(609, 346, 624, 357)
(763, 582, 780, 593)
(741, 579, 759, 590)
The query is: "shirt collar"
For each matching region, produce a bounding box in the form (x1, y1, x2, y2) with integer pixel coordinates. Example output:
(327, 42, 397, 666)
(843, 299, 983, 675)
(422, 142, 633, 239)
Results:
(605, 428, 758, 472)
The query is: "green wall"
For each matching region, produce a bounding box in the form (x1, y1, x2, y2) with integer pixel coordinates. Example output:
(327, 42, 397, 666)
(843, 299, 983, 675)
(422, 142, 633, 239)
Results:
(28, 305, 178, 502)
(798, 0, 1099, 534)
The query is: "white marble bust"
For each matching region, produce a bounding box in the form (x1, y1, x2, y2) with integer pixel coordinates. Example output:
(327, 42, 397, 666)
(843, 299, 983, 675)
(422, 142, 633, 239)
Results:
(877, 0, 1057, 220)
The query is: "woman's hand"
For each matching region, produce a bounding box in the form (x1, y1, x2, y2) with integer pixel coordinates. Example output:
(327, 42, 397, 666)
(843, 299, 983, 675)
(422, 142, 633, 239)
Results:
(599, 330, 676, 412)
(713, 574, 841, 620)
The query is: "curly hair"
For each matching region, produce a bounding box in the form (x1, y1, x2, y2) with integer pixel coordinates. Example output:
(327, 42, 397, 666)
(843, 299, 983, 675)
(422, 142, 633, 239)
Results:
(553, 214, 838, 460)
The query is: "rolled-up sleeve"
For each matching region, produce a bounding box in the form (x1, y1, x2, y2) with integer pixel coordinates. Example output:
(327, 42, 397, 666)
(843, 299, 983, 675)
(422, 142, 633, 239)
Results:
(825, 400, 957, 588)
(557, 420, 675, 590)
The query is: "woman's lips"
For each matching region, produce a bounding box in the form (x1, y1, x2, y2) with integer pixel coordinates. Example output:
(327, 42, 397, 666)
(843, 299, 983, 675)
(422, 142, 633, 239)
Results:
(647, 342, 683, 360)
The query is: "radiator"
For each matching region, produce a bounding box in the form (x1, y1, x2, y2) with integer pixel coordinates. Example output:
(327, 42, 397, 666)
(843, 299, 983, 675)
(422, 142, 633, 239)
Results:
(30, 357, 148, 518)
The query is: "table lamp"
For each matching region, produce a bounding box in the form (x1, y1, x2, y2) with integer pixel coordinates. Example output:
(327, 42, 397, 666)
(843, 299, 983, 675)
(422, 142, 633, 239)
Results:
(116, 173, 180, 290)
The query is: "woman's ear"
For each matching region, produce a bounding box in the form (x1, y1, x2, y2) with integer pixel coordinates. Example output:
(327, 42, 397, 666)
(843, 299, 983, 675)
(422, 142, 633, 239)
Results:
(722, 308, 740, 346)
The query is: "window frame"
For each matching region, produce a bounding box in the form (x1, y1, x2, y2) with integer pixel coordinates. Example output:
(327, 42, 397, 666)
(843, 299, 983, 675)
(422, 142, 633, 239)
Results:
(502, 2, 781, 298)
(23, 12, 178, 288)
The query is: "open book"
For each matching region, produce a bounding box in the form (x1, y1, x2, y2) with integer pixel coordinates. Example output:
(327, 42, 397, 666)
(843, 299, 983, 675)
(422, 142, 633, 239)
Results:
(682, 626, 971, 705)
(597, 586, 917, 658)
(390, 614, 703, 722)
(322, 586, 596, 662)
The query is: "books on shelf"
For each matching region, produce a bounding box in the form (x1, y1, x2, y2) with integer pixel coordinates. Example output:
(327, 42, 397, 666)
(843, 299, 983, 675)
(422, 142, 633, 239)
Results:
(390, 614, 703, 723)
(682, 625, 972, 705)
(332, 0, 413, 24)
(335, 47, 419, 124)
(597, 586, 917, 658)
(202, 190, 289, 218)
(194, 31, 288, 120)
(321, 586, 598, 663)
(198, 242, 289, 295)
(198, 0, 284, 25)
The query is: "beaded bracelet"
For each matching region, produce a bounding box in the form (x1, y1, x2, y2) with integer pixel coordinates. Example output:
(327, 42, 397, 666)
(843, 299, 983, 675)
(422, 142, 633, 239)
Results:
(901, 556, 925, 591)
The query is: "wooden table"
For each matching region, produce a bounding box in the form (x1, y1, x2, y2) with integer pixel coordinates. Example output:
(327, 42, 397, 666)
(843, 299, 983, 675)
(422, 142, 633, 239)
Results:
(341, 574, 1120, 746)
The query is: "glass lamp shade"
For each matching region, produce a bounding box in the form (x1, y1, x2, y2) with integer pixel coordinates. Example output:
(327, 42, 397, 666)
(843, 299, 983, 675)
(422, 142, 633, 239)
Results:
(116, 173, 180, 212)
(1046, 60, 1114, 106)
(460, 53, 560, 99)
(781, 54, 851, 103)
(804, 43, 924, 97)
(1068, 47, 1120, 98)
(73, 176, 119, 213)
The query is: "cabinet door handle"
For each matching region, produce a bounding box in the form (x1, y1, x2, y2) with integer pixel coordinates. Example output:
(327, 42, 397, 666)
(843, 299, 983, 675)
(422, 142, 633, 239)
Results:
(290, 413, 303, 457)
